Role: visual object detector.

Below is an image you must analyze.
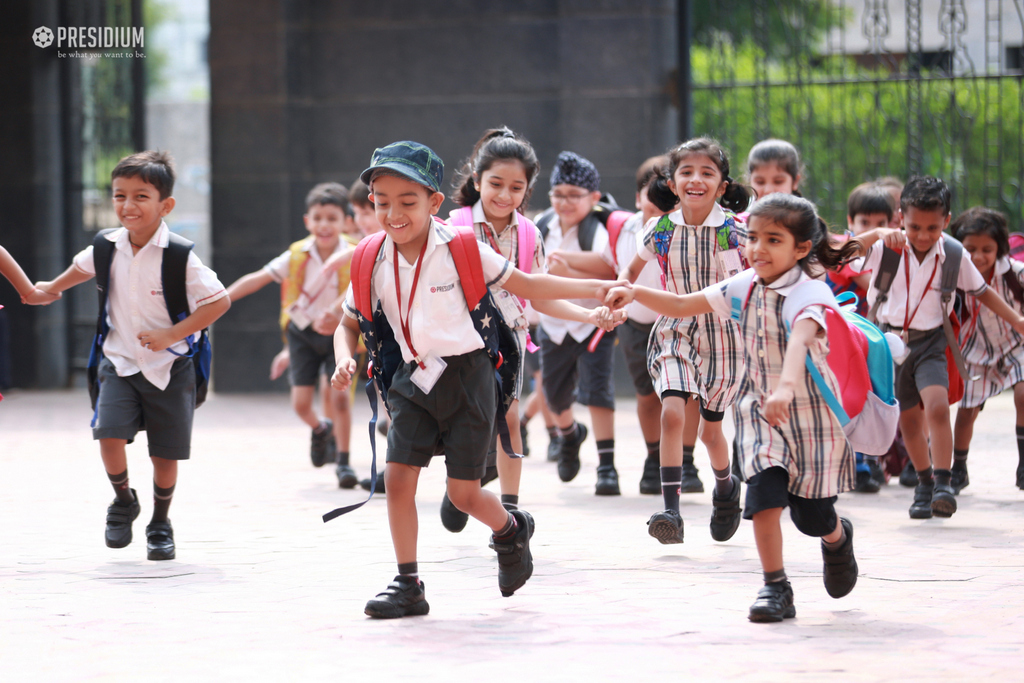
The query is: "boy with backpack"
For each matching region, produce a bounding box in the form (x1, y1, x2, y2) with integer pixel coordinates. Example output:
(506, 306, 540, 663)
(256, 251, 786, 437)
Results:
(329, 141, 619, 618)
(36, 150, 229, 561)
(862, 176, 1024, 519)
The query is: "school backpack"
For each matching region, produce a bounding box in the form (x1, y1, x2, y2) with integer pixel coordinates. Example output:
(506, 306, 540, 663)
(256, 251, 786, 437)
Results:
(726, 271, 902, 456)
(866, 234, 972, 404)
(1008, 232, 1024, 262)
(86, 229, 213, 417)
(535, 199, 633, 267)
(322, 225, 522, 522)
(278, 234, 359, 332)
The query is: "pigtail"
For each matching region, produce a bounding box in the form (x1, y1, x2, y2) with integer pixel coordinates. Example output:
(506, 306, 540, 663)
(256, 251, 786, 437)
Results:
(812, 217, 861, 271)
(719, 179, 752, 213)
(646, 166, 679, 212)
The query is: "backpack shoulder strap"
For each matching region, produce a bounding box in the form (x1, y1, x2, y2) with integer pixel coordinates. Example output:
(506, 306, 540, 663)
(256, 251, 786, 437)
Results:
(447, 228, 487, 311)
(92, 229, 118, 303)
(449, 206, 475, 227)
(603, 211, 631, 268)
(866, 245, 902, 322)
(939, 234, 963, 302)
(351, 232, 387, 321)
(781, 279, 843, 330)
(1004, 261, 1024, 311)
(726, 270, 758, 322)
(516, 213, 537, 274)
(535, 208, 555, 241)
(577, 212, 602, 253)
(163, 231, 195, 323)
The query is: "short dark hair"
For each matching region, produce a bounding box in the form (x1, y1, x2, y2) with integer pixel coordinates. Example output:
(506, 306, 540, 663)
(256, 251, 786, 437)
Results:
(111, 150, 175, 199)
(746, 138, 803, 195)
(951, 206, 1010, 259)
(847, 182, 894, 220)
(900, 175, 951, 216)
(305, 182, 351, 215)
(636, 155, 669, 193)
(349, 178, 371, 208)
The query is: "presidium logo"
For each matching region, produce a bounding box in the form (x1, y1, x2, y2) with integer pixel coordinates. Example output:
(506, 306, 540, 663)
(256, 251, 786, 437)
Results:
(32, 25, 144, 50)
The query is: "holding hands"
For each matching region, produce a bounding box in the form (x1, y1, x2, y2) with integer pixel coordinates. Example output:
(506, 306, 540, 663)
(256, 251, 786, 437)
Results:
(23, 285, 61, 306)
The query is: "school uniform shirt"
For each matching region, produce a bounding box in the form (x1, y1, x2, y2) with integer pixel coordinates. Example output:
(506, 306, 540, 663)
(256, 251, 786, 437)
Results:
(601, 212, 659, 325)
(263, 237, 349, 323)
(538, 213, 613, 345)
(72, 222, 226, 390)
(861, 238, 987, 331)
(342, 218, 513, 364)
(704, 265, 853, 498)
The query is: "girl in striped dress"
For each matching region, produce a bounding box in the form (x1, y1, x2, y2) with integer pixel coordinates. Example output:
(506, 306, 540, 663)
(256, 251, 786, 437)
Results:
(602, 194, 862, 622)
(952, 207, 1024, 492)
(617, 138, 750, 545)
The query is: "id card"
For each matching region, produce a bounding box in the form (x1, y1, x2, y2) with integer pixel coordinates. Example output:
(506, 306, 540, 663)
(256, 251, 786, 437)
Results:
(718, 249, 743, 278)
(287, 302, 312, 331)
(411, 352, 447, 395)
(495, 289, 525, 326)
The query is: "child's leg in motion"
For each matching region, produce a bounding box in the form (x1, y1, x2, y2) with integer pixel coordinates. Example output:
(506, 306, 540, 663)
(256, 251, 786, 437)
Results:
(292, 385, 333, 468)
(748, 507, 795, 623)
(679, 400, 702, 492)
(146, 456, 178, 561)
(330, 385, 357, 488)
(700, 414, 742, 542)
(919, 386, 956, 517)
(497, 399, 524, 509)
(647, 394, 689, 544)
(636, 391, 663, 494)
(1015, 383, 1024, 489)
(952, 404, 979, 494)
(589, 405, 617, 495)
(900, 403, 937, 519)
(100, 438, 139, 548)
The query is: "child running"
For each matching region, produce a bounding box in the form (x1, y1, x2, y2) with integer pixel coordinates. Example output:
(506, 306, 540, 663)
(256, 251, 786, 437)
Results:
(603, 193, 863, 622)
(36, 150, 230, 561)
(330, 141, 619, 618)
(617, 138, 750, 545)
(951, 207, 1024, 491)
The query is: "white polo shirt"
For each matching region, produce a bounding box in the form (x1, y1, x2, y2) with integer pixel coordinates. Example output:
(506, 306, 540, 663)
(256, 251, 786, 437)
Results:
(602, 212, 660, 325)
(343, 218, 514, 363)
(263, 236, 349, 322)
(72, 223, 227, 390)
(538, 213, 613, 344)
(861, 237, 987, 331)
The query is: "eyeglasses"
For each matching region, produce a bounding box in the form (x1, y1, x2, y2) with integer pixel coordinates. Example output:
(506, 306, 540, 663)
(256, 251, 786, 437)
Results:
(548, 191, 592, 204)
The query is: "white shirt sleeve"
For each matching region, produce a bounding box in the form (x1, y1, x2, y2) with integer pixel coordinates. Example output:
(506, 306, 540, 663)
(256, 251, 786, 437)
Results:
(185, 252, 228, 310)
(342, 283, 358, 320)
(957, 256, 988, 296)
(478, 242, 514, 289)
(263, 250, 292, 283)
(72, 245, 96, 276)
(701, 280, 732, 320)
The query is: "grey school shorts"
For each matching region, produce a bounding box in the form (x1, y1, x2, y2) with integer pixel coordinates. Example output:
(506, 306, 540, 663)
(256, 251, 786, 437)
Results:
(742, 466, 838, 537)
(618, 318, 656, 397)
(538, 326, 616, 414)
(386, 349, 497, 481)
(885, 326, 948, 411)
(92, 356, 195, 460)
(286, 322, 336, 387)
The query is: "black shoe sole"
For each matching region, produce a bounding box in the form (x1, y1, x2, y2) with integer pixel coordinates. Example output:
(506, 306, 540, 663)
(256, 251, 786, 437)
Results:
(931, 491, 957, 518)
(365, 599, 430, 619)
(909, 506, 933, 519)
(336, 466, 358, 489)
(497, 511, 534, 597)
(749, 605, 796, 623)
(147, 547, 176, 561)
(648, 515, 684, 545)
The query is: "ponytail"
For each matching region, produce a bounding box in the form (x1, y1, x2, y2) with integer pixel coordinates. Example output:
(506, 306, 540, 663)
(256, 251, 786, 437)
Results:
(646, 166, 679, 212)
(719, 179, 752, 213)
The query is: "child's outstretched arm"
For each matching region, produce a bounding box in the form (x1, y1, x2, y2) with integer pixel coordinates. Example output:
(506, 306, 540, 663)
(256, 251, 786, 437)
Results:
(502, 269, 624, 303)
(321, 248, 354, 277)
(617, 253, 647, 284)
(37, 263, 94, 295)
(225, 269, 275, 303)
(546, 250, 615, 279)
(1, 247, 60, 305)
(137, 297, 230, 352)
(763, 317, 820, 427)
(977, 287, 1024, 334)
(848, 227, 905, 257)
(331, 315, 361, 391)
(604, 284, 714, 320)
(532, 298, 624, 332)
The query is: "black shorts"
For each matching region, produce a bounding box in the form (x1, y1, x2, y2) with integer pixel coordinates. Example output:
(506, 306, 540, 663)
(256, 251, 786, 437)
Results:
(538, 326, 616, 413)
(92, 356, 195, 460)
(618, 318, 656, 397)
(286, 322, 336, 387)
(523, 325, 542, 377)
(887, 326, 948, 411)
(386, 349, 497, 481)
(742, 466, 838, 537)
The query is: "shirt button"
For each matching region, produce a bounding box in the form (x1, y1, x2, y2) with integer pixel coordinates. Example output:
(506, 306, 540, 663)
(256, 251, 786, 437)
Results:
(758, 349, 765, 358)
(757, 329, 764, 337)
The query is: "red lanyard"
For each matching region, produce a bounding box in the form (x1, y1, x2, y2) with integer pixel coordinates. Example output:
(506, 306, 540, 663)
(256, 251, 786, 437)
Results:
(902, 250, 940, 331)
(394, 238, 430, 369)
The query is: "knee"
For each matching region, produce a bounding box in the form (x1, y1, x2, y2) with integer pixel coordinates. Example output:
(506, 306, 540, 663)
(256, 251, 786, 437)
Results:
(661, 403, 686, 432)
(924, 401, 950, 425)
(1014, 384, 1024, 410)
(445, 482, 477, 511)
(384, 464, 415, 494)
(698, 421, 723, 449)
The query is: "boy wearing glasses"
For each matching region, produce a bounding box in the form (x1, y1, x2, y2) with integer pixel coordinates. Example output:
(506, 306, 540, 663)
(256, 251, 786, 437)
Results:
(535, 152, 620, 495)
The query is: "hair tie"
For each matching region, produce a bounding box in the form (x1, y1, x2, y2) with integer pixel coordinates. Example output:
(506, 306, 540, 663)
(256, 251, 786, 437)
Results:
(725, 176, 733, 184)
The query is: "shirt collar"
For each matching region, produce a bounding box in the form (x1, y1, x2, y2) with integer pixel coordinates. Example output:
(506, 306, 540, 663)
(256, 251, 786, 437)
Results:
(995, 255, 1012, 276)
(112, 221, 171, 252)
(383, 217, 452, 265)
(669, 203, 726, 229)
(760, 264, 808, 295)
(471, 200, 519, 233)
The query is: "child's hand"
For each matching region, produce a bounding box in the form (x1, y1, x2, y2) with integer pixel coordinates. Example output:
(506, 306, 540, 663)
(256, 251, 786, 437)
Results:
(545, 252, 569, 277)
(1012, 316, 1024, 337)
(880, 229, 906, 251)
(269, 348, 290, 380)
(321, 248, 352, 277)
(22, 287, 61, 306)
(137, 328, 177, 352)
(763, 387, 795, 427)
(591, 306, 626, 331)
(313, 309, 341, 336)
(602, 284, 634, 310)
(331, 358, 358, 391)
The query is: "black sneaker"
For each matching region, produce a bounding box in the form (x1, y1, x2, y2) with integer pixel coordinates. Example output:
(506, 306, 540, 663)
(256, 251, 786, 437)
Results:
(854, 469, 880, 494)
(557, 423, 587, 482)
(710, 475, 742, 542)
(105, 489, 140, 549)
(680, 461, 704, 493)
(821, 517, 857, 598)
(336, 463, 358, 489)
(909, 481, 934, 519)
(647, 509, 684, 544)
(930, 482, 957, 518)
(546, 435, 562, 462)
(899, 461, 919, 487)
(748, 581, 796, 623)
(595, 465, 620, 496)
(145, 520, 176, 561)
(493, 509, 534, 597)
(310, 420, 333, 468)
(867, 458, 886, 488)
(639, 454, 661, 495)
(364, 576, 430, 619)
(519, 422, 530, 457)
(360, 472, 386, 493)
(1017, 464, 1024, 490)
(440, 490, 469, 533)
(950, 463, 969, 494)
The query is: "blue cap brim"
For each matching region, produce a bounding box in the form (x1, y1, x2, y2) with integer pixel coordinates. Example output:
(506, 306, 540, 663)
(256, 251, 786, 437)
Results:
(359, 162, 439, 193)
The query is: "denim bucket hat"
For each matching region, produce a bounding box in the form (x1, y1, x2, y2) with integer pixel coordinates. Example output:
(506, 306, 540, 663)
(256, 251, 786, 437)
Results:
(359, 141, 444, 193)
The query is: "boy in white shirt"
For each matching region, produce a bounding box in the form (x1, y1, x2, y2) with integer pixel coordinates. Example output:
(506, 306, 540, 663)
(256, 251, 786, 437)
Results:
(38, 150, 229, 561)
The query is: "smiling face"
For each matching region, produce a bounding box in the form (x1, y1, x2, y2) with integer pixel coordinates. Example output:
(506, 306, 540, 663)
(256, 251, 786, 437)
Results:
(477, 159, 528, 229)
(749, 161, 798, 198)
(352, 202, 381, 235)
(900, 206, 951, 261)
(549, 184, 600, 229)
(369, 174, 444, 258)
(962, 233, 999, 278)
(112, 175, 175, 244)
(303, 203, 345, 251)
(744, 215, 811, 284)
(668, 153, 727, 225)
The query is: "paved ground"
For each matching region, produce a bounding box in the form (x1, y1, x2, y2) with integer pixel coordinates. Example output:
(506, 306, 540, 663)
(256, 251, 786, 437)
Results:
(1, 387, 1023, 682)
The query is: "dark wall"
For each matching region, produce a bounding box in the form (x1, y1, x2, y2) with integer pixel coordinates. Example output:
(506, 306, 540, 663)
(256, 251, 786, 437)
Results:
(210, 0, 678, 392)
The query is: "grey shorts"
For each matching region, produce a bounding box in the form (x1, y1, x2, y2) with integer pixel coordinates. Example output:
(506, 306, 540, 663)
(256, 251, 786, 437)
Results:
(286, 322, 336, 387)
(742, 466, 838, 537)
(887, 326, 948, 411)
(92, 356, 195, 460)
(386, 349, 497, 481)
(538, 325, 616, 413)
(618, 318, 656, 397)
